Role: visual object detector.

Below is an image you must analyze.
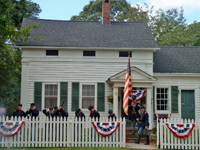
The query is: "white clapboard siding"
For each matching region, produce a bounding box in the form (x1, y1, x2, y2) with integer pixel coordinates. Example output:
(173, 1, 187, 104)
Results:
(157, 118, 200, 149)
(0, 117, 126, 148)
(153, 75, 200, 120)
(22, 49, 153, 117)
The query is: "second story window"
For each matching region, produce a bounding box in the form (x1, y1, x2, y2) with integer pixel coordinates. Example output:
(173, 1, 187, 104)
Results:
(119, 51, 132, 57)
(83, 51, 95, 56)
(46, 50, 59, 56)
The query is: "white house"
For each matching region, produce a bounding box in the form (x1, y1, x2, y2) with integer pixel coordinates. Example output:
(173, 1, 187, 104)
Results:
(16, 0, 200, 129)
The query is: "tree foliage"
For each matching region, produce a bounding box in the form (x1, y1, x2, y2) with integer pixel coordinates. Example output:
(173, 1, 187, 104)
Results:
(0, 0, 41, 114)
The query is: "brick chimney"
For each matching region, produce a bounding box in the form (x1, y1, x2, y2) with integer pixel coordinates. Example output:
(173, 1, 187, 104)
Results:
(102, 0, 111, 25)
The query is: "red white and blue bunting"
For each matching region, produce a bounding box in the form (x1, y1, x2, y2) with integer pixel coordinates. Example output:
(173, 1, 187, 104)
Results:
(155, 113, 171, 121)
(92, 122, 120, 137)
(121, 90, 146, 102)
(166, 123, 195, 139)
(0, 121, 25, 137)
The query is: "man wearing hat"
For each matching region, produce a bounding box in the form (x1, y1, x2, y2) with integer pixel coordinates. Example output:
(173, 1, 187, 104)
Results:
(108, 109, 117, 121)
(42, 107, 56, 118)
(12, 104, 26, 119)
(88, 106, 100, 121)
(26, 103, 39, 119)
(54, 106, 58, 112)
(128, 98, 140, 135)
(53, 105, 68, 119)
(75, 108, 85, 121)
(135, 106, 150, 145)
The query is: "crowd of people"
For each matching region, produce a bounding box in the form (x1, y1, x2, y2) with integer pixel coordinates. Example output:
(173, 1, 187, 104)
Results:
(0, 99, 149, 145)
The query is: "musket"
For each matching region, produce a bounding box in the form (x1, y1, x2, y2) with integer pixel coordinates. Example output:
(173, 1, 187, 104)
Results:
(60, 101, 65, 107)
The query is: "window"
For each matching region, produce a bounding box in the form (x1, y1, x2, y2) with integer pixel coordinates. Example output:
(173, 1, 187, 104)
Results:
(119, 51, 132, 57)
(45, 84, 58, 108)
(46, 50, 59, 56)
(83, 51, 95, 56)
(156, 88, 169, 111)
(82, 85, 95, 109)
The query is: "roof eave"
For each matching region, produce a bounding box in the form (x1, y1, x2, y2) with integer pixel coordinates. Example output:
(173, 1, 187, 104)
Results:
(15, 46, 160, 51)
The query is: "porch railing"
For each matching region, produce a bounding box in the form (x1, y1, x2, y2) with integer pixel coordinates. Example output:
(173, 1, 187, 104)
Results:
(0, 117, 126, 148)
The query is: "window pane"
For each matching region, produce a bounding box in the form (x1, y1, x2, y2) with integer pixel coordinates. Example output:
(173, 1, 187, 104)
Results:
(157, 94, 160, 99)
(165, 88, 168, 93)
(161, 100, 164, 104)
(119, 51, 132, 57)
(46, 50, 58, 56)
(165, 94, 168, 99)
(157, 88, 160, 93)
(82, 97, 94, 109)
(161, 88, 164, 93)
(157, 100, 160, 104)
(161, 94, 164, 98)
(161, 105, 164, 110)
(83, 51, 95, 56)
(157, 105, 160, 110)
(45, 97, 57, 108)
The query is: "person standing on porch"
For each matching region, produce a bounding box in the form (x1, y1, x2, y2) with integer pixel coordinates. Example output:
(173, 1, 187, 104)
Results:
(128, 99, 140, 135)
(135, 106, 149, 145)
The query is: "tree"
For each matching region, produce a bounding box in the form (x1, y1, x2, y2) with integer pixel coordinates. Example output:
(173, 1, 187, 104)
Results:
(71, 0, 130, 21)
(157, 22, 200, 46)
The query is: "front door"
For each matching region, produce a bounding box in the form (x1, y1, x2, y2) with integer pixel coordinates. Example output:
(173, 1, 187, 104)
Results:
(181, 90, 195, 120)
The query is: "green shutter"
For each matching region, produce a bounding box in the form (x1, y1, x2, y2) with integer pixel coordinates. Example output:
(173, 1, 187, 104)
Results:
(153, 86, 155, 113)
(34, 82, 42, 111)
(60, 82, 68, 110)
(97, 83, 105, 111)
(72, 82, 79, 111)
(171, 86, 179, 113)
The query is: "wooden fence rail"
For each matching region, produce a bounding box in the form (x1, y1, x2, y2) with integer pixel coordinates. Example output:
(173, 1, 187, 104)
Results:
(0, 117, 126, 148)
(157, 118, 200, 149)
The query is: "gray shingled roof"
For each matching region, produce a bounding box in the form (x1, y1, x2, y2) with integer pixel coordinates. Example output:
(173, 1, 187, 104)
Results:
(16, 18, 158, 48)
(154, 46, 200, 73)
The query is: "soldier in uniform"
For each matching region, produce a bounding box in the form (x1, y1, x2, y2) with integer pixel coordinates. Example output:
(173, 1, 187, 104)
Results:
(88, 106, 100, 121)
(26, 103, 39, 119)
(128, 98, 140, 134)
(12, 104, 26, 119)
(108, 109, 117, 121)
(53, 105, 68, 120)
(42, 107, 56, 118)
(0, 106, 9, 118)
(135, 106, 149, 145)
(75, 108, 85, 121)
(54, 106, 58, 112)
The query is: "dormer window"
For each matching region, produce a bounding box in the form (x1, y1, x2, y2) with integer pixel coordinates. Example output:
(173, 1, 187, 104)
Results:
(46, 50, 59, 56)
(119, 51, 132, 57)
(105, 0, 109, 3)
(83, 51, 96, 56)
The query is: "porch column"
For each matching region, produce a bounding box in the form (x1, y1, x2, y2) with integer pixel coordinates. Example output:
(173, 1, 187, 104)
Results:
(113, 87, 118, 115)
(146, 88, 153, 129)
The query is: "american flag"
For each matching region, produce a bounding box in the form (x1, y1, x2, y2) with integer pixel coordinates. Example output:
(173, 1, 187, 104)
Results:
(123, 54, 133, 115)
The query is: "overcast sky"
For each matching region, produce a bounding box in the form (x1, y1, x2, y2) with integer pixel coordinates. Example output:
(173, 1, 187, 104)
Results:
(32, 0, 200, 24)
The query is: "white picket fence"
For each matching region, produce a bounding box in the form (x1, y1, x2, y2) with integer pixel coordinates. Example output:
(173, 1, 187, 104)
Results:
(157, 118, 200, 149)
(0, 117, 126, 148)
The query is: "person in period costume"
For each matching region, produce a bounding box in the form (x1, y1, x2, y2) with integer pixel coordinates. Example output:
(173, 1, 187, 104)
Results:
(54, 106, 58, 112)
(26, 103, 39, 119)
(135, 106, 150, 145)
(53, 105, 68, 120)
(12, 104, 26, 119)
(108, 109, 117, 121)
(75, 108, 85, 121)
(88, 106, 100, 121)
(128, 99, 140, 134)
(42, 107, 56, 118)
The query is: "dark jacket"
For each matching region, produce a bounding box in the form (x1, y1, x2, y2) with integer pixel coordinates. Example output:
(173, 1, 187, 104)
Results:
(75, 112, 85, 121)
(42, 109, 56, 119)
(128, 102, 140, 121)
(0, 112, 10, 118)
(139, 111, 149, 129)
(89, 110, 100, 121)
(53, 108, 68, 119)
(26, 108, 39, 119)
(12, 109, 26, 119)
(108, 113, 117, 121)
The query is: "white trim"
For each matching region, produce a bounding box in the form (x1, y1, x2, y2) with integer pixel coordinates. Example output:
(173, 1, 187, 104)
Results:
(154, 86, 171, 114)
(154, 73, 200, 77)
(80, 83, 97, 111)
(16, 46, 160, 51)
(42, 82, 60, 109)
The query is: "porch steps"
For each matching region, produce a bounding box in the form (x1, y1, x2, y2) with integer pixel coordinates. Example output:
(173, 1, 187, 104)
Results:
(126, 128, 156, 143)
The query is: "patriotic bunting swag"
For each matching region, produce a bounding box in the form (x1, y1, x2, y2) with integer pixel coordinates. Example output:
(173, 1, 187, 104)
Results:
(155, 113, 171, 121)
(92, 122, 120, 137)
(0, 121, 25, 137)
(166, 123, 195, 138)
(121, 89, 146, 102)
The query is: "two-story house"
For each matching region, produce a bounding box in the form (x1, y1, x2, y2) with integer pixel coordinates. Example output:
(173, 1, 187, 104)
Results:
(16, 0, 200, 129)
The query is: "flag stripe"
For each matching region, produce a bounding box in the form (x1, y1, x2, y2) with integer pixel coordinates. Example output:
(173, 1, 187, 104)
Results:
(123, 54, 133, 115)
